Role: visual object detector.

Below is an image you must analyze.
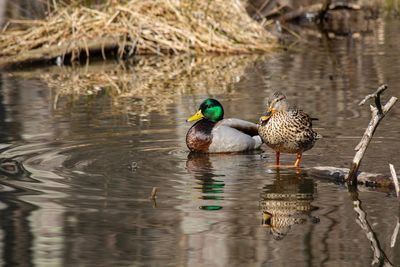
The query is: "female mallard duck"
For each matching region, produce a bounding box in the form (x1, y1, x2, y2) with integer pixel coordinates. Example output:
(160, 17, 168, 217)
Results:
(258, 92, 320, 167)
(186, 99, 262, 153)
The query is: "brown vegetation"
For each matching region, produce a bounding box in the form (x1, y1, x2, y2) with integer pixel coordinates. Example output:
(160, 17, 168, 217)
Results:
(0, 1, 276, 66)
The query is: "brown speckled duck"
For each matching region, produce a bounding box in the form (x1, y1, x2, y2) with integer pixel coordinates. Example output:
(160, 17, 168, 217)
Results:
(258, 92, 320, 167)
(186, 99, 262, 153)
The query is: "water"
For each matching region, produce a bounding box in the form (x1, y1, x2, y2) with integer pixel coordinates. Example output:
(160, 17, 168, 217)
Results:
(1, 18, 400, 267)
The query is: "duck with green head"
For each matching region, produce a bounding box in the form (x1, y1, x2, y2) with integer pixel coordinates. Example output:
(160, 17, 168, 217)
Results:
(186, 99, 262, 153)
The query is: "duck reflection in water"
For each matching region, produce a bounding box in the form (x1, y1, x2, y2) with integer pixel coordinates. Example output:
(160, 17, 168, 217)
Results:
(260, 170, 319, 240)
(186, 152, 227, 210)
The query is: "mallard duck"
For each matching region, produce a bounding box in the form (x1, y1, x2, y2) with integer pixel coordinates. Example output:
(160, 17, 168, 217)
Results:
(186, 99, 262, 153)
(258, 92, 320, 167)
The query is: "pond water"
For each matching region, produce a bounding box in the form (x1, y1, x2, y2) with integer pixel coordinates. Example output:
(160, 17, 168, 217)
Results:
(1, 19, 400, 267)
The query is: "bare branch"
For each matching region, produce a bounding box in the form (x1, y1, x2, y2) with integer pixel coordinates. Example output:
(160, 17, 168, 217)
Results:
(383, 97, 398, 113)
(359, 84, 387, 106)
(358, 84, 387, 114)
(347, 85, 398, 186)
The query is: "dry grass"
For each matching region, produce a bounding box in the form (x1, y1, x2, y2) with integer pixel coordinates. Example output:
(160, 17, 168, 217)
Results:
(0, 0, 276, 65)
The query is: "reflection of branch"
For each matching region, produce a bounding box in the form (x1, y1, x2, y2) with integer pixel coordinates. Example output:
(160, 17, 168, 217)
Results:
(347, 85, 398, 186)
(391, 217, 399, 248)
(351, 192, 393, 266)
(389, 164, 399, 198)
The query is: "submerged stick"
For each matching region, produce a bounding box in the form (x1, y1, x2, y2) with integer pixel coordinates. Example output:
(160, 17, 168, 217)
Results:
(150, 187, 158, 200)
(347, 85, 398, 186)
(389, 164, 399, 198)
(150, 187, 158, 208)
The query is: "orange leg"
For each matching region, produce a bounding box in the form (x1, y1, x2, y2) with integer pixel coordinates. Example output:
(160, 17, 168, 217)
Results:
(269, 151, 301, 168)
(270, 151, 292, 168)
(275, 151, 280, 166)
(294, 153, 302, 168)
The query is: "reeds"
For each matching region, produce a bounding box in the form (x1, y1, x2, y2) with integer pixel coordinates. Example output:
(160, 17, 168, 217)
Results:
(0, 0, 276, 65)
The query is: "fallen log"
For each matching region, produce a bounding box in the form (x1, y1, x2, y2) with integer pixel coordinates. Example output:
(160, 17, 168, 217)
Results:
(307, 166, 396, 190)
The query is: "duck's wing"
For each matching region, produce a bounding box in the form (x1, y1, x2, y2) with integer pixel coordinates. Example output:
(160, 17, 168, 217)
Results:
(286, 107, 321, 140)
(216, 118, 259, 136)
(208, 124, 262, 153)
(287, 108, 314, 127)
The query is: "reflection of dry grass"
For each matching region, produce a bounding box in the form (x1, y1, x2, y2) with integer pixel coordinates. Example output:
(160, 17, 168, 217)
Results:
(0, 1, 276, 65)
(41, 55, 262, 115)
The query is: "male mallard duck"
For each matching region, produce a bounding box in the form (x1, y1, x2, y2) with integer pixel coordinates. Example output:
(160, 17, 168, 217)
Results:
(258, 92, 320, 167)
(186, 99, 262, 153)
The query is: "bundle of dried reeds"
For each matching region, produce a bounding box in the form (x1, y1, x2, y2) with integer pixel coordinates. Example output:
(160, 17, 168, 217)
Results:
(0, 0, 276, 66)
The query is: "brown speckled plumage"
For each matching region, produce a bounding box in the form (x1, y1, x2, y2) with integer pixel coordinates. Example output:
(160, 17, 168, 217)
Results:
(258, 92, 320, 166)
(259, 108, 318, 153)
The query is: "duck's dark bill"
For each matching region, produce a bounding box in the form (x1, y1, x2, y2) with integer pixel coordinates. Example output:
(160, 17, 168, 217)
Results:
(260, 111, 272, 122)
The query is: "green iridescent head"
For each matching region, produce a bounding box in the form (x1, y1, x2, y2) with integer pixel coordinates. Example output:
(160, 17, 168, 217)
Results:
(187, 98, 224, 123)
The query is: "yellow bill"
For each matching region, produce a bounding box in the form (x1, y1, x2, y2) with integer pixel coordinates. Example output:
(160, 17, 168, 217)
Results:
(186, 110, 204, 122)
